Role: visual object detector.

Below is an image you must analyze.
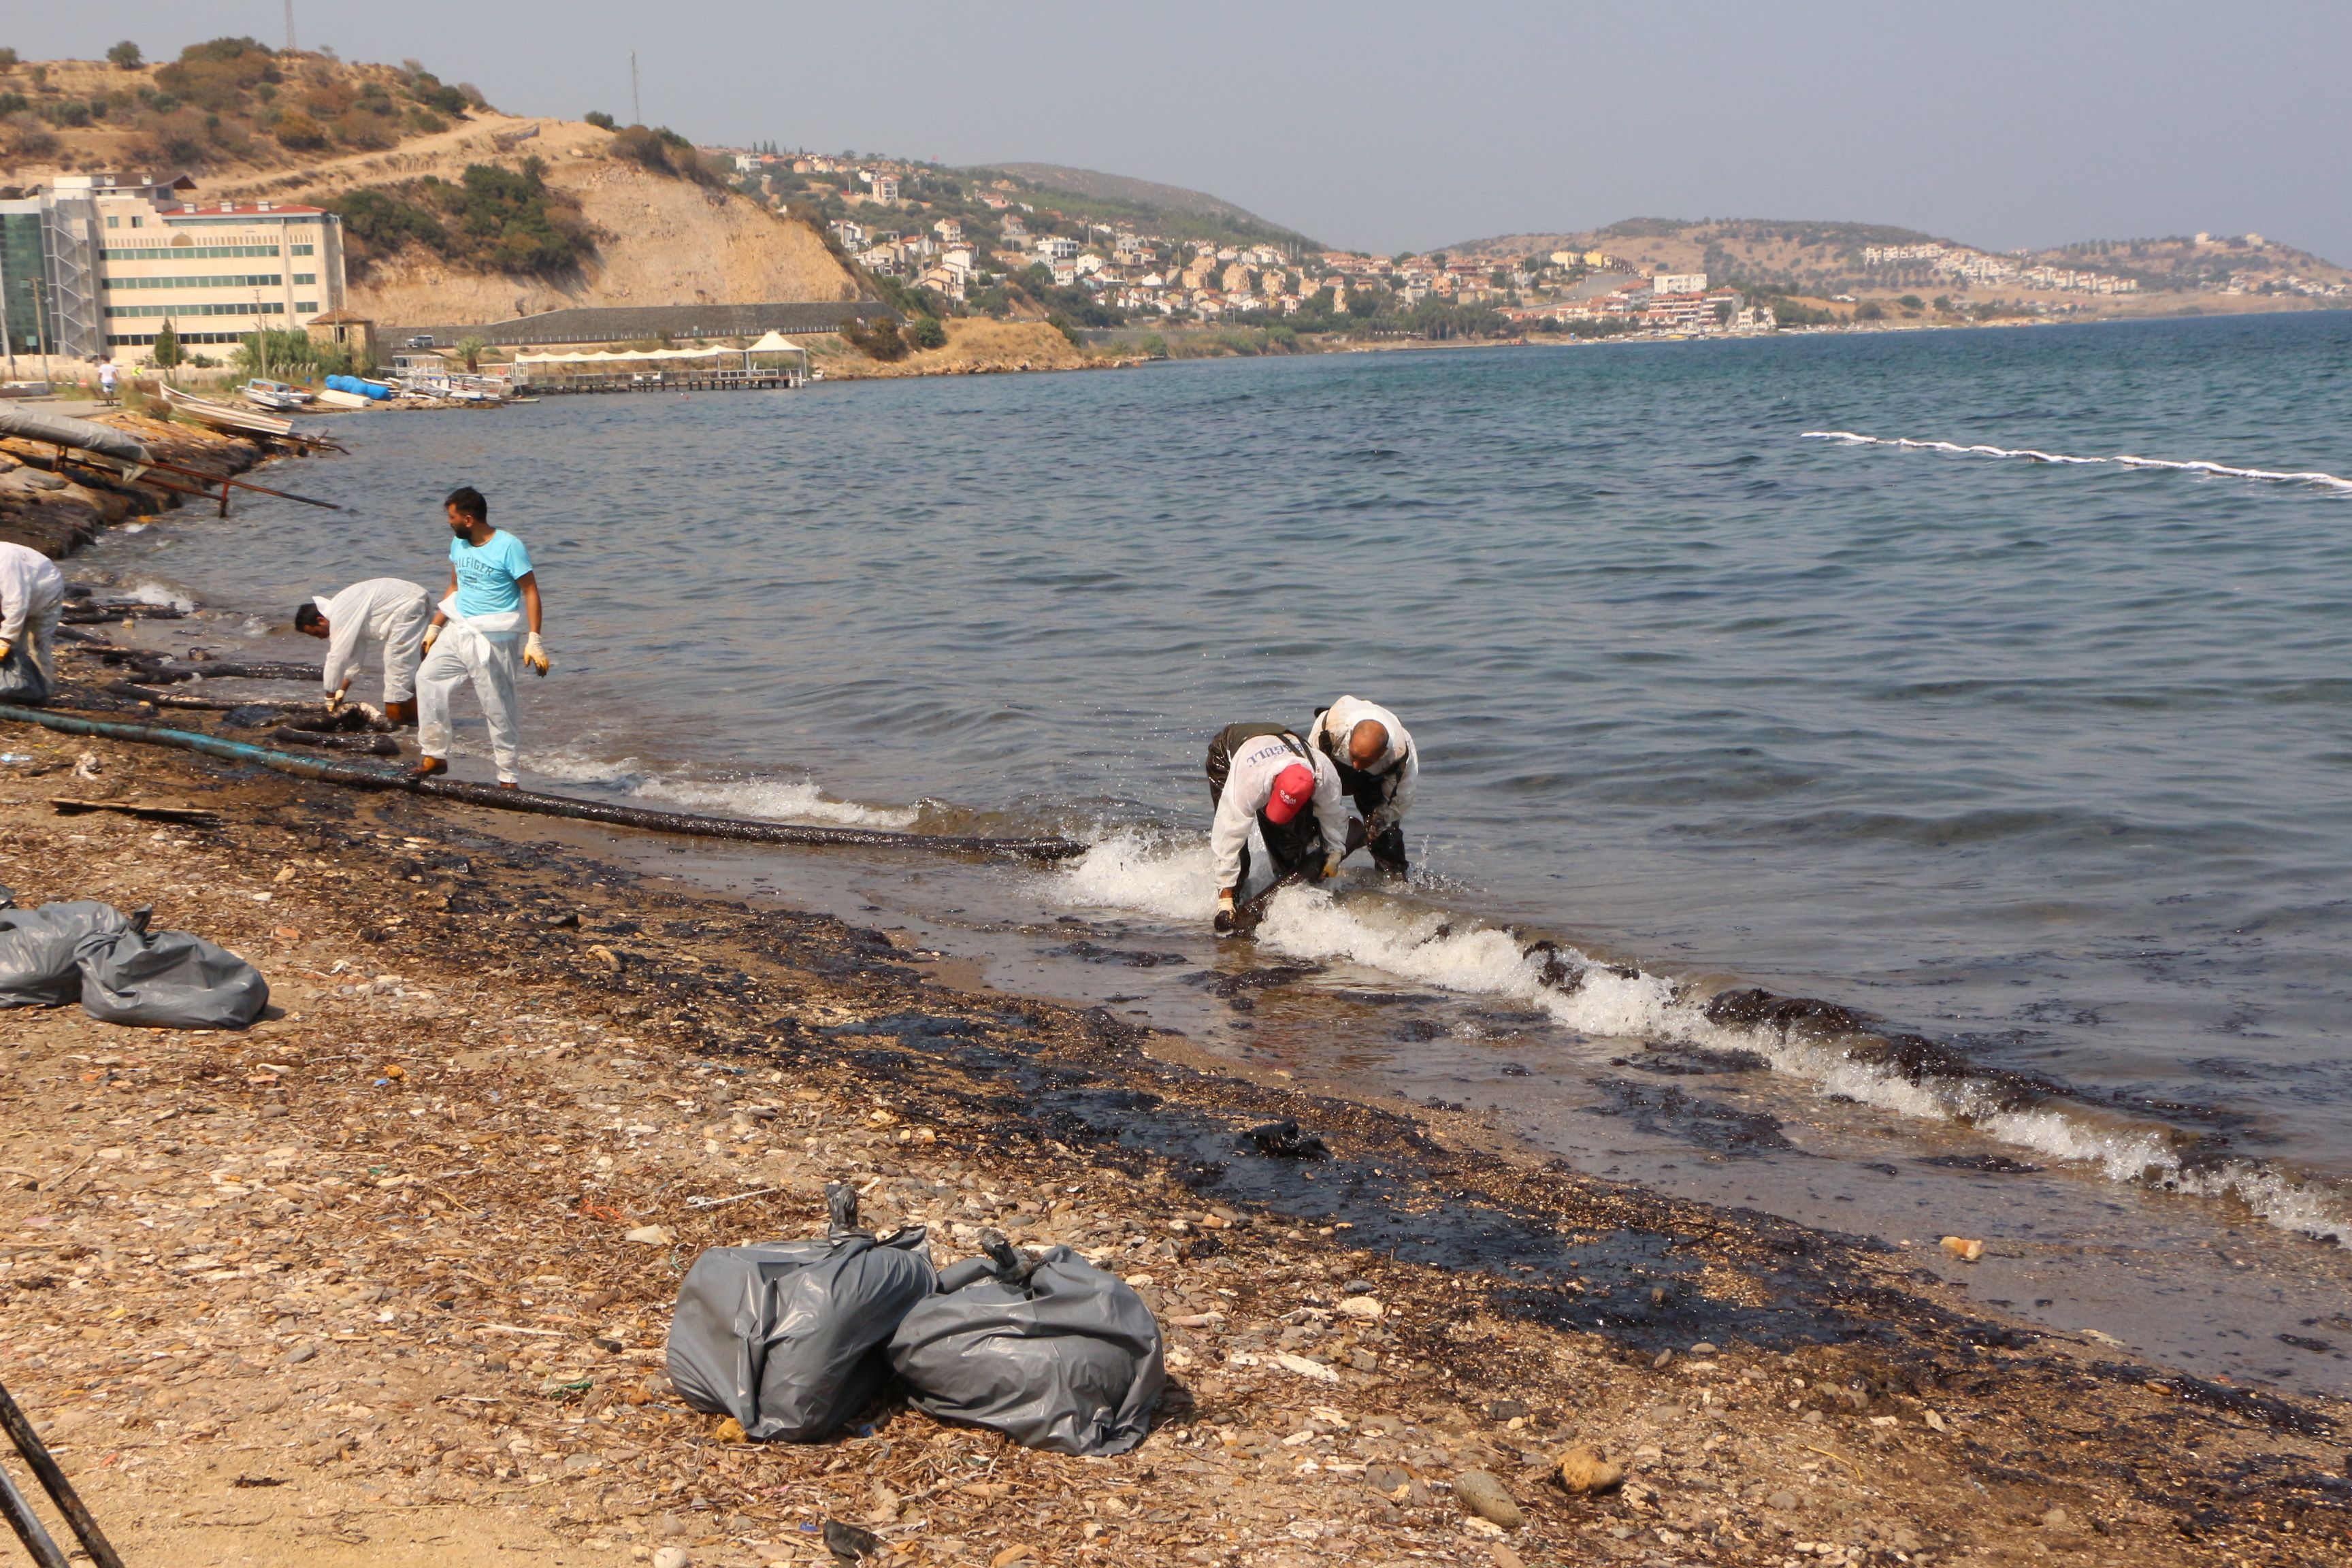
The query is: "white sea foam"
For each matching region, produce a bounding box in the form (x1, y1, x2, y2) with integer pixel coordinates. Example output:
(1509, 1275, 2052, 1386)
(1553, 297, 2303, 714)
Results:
(120, 578, 195, 610)
(527, 749, 919, 829)
(1803, 431, 2352, 491)
(1049, 828, 2352, 1245)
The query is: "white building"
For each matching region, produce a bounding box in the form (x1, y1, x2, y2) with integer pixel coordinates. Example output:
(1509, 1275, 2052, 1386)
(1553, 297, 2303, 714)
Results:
(1650, 272, 1707, 295)
(1, 172, 348, 363)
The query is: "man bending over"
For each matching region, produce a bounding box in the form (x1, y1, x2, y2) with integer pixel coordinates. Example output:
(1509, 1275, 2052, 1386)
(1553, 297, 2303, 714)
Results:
(1205, 722, 1348, 934)
(295, 577, 431, 725)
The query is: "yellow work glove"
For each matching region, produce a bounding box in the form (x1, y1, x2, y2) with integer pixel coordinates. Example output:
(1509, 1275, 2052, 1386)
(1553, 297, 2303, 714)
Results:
(523, 632, 551, 676)
(0, 638, 12, 663)
(421, 623, 442, 653)
(1323, 852, 1344, 880)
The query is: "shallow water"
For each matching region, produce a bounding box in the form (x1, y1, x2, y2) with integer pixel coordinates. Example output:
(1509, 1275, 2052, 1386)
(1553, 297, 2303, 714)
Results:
(84, 312, 2352, 1297)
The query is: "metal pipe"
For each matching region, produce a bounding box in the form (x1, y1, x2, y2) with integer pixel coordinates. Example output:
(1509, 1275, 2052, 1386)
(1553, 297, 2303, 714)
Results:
(0, 706, 1087, 862)
(0, 1379, 122, 1568)
(0, 1458, 71, 1568)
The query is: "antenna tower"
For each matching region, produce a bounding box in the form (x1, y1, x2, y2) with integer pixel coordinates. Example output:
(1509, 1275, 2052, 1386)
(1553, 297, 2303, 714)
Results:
(630, 52, 641, 125)
(284, 1, 297, 52)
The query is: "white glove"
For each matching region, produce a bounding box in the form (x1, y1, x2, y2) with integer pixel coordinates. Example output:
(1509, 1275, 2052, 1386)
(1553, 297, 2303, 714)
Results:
(421, 623, 442, 653)
(1217, 890, 1235, 915)
(326, 684, 348, 713)
(523, 632, 551, 676)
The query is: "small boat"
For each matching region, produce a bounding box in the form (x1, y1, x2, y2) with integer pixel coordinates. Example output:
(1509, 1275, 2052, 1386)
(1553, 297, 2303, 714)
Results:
(161, 385, 294, 438)
(314, 387, 374, 410)
(241, 378, 314, 412)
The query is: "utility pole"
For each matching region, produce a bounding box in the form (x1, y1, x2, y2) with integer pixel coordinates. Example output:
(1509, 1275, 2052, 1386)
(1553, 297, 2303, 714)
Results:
(285, 0, 297, 53)
(631, 52, 640, 126)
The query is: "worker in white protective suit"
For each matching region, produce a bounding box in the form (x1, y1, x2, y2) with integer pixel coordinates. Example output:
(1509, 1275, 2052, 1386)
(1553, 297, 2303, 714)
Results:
(411, 486, 550, 787)
(1307, 695, 1419, 876)
(1203, 722, 1349, 935)
(293, 578, 432, 725)
(0, 541, 66, 702)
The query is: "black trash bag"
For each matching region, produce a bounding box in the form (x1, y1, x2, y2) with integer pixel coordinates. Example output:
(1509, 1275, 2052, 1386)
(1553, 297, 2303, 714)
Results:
(75, 905, 270, 1028)
(666, 1185, 935, 1442)
(888, 1229, 1164, 1456)
(0, 636, 52, 705)
(0, 900, 131, 1009)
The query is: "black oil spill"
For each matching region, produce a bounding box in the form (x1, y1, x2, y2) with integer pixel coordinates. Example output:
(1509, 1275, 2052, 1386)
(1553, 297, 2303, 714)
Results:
(1582, 1078, 1799, 1155)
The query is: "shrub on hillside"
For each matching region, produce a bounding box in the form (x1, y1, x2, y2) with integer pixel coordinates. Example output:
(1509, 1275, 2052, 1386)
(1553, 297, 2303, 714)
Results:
(329, 158, 589, 278)
(584, 110, 617, 130)
(907, 315, 947, 350)
(271, 108, 326, 150)
(155, 38, 276, 114)
(609, 124, 723, 188)
(108, 42, 143, 70)
(842, 317, 909, 362)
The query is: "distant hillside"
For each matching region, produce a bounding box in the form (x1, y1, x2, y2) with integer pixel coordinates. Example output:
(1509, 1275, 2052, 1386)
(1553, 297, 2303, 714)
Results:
(980, 162, 1279, 227)
(1441, 217, 2351, 304)
(964, 161, 1318, 249)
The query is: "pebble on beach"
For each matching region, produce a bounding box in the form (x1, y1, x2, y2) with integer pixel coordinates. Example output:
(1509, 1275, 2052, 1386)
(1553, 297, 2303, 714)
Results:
(651, 1549, 689, 1568)
(1452, 1469, 1525, 1529)
(1555, 1446, 1626, 1494)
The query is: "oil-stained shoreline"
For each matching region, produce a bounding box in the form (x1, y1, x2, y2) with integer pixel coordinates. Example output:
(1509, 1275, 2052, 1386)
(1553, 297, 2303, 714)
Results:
(1, 698, 2347, 1566)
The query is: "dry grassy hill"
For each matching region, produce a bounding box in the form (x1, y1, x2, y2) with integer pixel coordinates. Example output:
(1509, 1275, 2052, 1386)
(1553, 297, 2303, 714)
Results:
(0, 40, 860, 329)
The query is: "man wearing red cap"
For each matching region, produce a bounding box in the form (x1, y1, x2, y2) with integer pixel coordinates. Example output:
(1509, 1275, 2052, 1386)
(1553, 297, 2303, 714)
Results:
(1204, 723, 1348, 933)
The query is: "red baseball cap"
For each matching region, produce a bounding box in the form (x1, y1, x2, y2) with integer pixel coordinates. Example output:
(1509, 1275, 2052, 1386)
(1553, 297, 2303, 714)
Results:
(1264, 764, 1315, 824)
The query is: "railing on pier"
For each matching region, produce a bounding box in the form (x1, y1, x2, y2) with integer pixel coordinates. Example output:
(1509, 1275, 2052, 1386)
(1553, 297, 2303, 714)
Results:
(515, 368, 808, 395)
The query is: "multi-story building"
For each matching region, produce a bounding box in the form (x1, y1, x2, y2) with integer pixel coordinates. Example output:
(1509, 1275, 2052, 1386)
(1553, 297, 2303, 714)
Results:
(0, 172, 346, 363)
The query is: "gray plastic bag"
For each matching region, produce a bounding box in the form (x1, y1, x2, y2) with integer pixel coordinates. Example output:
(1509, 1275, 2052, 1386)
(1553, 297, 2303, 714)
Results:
(0, 637, 51, 705)
(666, 1186, 934, 1441)
(76, 907, 269, 1028)
(888, 1231, 1164, 1456)
(0, 901, 132, 1009)
(0, 900, 266, 1028)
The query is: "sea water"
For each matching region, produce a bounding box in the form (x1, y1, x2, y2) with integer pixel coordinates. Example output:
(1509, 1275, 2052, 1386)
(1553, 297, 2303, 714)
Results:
(82, 311, 2352, 1386)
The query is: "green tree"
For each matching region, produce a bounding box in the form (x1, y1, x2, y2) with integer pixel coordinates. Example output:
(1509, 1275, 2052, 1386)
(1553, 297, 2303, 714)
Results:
(456, 336, 489, 371)
(108, 41, 143, 70)
(906, 315, 947, 350)
(584, 110, 617, 130)
(152, 319, 182, 368)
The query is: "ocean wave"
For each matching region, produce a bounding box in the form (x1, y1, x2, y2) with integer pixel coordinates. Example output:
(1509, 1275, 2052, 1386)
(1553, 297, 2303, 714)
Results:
(1802, 431, 2352, 491)
(527, 749, 921, 830)
(1048, 830, 2352, 1245)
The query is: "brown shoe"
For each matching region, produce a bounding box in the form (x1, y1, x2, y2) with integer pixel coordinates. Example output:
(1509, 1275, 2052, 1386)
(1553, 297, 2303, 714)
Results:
(408, 757, 448, 781)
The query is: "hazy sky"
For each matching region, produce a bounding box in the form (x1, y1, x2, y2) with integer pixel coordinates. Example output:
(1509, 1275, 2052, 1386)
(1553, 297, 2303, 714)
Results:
(22, 2, 2352, 261)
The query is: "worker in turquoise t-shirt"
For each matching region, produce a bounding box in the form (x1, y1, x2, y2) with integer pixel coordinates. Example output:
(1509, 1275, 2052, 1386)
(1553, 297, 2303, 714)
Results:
(410, 486, 551, 787)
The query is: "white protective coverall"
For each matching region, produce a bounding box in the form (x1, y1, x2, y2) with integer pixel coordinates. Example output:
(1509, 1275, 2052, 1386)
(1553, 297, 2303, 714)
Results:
(1209, 730, 1348, 894)
(314, 578, 432, 705)
(414, 600, 526, 783)
(1307, 695, 1419, 836)
(0, 542, 65, 685)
